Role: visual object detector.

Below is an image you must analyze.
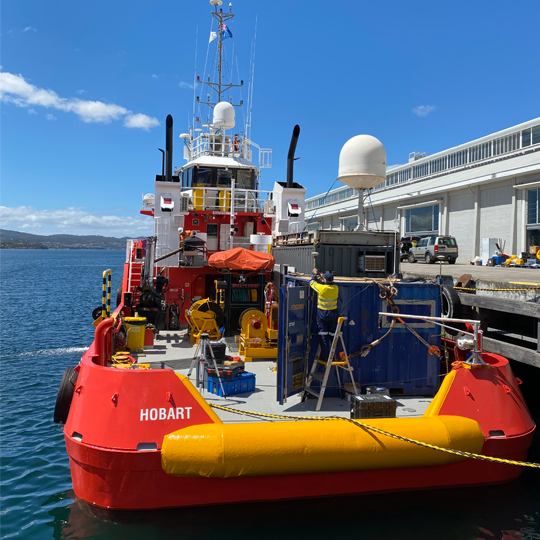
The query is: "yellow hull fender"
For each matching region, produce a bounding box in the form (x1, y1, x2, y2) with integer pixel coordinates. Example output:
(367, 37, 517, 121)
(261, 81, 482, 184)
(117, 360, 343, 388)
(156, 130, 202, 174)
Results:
(161, 416, 484, 478)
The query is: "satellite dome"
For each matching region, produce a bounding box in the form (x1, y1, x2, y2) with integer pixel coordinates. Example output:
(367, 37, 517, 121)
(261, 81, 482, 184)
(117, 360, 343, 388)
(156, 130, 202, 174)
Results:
(213, 101, 235, 129)
(142, 193, 155, 207)
(337, 135, 386, 190)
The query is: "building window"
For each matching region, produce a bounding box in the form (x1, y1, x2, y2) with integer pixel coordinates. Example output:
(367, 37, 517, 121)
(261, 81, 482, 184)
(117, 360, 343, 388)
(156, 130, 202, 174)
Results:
(493, 133, 519, 156)
(307, 223, 321, 231)
(405, 204, 440, 235)
(528, 188, 539, 225)
(523, 125, 540, 147)
(469, 142, 492, 163)
(343, 216, 358, 231)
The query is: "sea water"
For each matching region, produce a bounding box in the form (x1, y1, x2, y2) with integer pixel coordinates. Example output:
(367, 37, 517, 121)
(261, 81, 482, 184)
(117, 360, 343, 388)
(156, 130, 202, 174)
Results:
(1, 250, 539, 540)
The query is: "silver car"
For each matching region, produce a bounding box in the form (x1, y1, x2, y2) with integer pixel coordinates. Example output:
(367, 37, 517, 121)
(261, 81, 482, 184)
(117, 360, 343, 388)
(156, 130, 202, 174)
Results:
(408, 236, 458, 264)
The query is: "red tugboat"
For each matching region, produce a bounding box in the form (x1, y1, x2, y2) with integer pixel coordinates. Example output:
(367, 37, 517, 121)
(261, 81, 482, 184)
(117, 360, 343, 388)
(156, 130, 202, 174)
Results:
(53, 1, 535, 510)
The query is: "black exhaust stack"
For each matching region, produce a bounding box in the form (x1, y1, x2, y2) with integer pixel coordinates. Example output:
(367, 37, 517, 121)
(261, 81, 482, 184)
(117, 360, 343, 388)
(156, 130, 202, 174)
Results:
(165, 114, 173, 182)
(286, 124, 300, 188)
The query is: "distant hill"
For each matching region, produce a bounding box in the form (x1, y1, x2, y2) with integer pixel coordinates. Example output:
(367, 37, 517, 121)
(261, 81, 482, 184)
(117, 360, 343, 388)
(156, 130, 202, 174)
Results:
(0, 229, 143, 250)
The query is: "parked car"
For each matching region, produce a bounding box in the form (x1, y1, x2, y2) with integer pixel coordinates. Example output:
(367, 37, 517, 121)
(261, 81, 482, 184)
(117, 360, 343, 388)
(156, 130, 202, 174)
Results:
(399, 236, 421, 261)
(407, 235, 458, 264)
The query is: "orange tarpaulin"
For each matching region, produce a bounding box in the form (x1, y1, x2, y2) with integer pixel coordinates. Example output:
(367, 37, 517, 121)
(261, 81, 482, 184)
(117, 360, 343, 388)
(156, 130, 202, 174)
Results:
(208, 247, 275, 272)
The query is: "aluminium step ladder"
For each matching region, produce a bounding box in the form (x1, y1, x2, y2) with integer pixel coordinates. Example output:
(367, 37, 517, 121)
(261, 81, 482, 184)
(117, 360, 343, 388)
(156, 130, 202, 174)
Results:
(303, 316, 358, 411)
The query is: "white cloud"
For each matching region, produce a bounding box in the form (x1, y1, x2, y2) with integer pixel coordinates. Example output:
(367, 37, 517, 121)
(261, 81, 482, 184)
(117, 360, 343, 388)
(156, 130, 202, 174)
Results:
(0, 70, 160, 129)
(179, 81, 194, 90)
(124, 113, 160, 130)
(412, 105, 435, 117)
(45, 113, 57, 121)
(23, 26, 37, 33)
(76, 89, 87, 95)
(28, 108, 37, 114)
(152, 74, 159, 79)
(68, 100, 127, 123)
(0, 206, 153, 237)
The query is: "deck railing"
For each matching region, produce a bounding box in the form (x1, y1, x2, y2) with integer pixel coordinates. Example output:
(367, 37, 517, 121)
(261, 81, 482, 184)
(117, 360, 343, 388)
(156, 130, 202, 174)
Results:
(179, 186, 275, 215)
(186, 134, 272, 170)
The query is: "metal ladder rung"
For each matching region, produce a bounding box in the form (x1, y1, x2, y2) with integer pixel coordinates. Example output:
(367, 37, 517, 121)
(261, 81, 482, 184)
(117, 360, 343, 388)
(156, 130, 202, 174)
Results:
(302, 317, 358, 411)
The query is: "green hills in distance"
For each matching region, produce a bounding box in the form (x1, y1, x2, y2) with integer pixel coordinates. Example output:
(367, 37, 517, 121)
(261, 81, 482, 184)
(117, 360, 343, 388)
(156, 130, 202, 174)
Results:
(0, 229, 143, 250)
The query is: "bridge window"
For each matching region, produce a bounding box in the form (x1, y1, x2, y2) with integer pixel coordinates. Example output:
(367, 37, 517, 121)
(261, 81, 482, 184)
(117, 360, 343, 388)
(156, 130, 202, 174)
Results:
(194, 167, 214, 187)
(236, 169, 254, 189)
(217, 168, 232, 187)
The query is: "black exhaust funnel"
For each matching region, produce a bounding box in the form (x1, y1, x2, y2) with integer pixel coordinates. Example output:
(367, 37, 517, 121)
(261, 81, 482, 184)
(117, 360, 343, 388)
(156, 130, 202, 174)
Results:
(165, 114, 173, 182)
(286, 124, 300, 188)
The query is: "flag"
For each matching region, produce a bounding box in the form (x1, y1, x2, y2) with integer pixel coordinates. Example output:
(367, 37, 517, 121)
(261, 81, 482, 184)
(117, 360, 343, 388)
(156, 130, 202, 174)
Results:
(209, 31, 217, 43)
(221, 24, 232, 40)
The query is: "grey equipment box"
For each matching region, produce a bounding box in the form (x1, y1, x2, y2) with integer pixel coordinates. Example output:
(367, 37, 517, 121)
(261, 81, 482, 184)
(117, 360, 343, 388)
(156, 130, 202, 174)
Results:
(350, 394, 397, 419)
(272, 230, 400, 280)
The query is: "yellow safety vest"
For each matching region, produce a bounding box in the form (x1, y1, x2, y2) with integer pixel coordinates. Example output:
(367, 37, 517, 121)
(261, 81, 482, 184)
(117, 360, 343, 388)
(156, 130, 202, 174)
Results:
(310, 281, 338, 310)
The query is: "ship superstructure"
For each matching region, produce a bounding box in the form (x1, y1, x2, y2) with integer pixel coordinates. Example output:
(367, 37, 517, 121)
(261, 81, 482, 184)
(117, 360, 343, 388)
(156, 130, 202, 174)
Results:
(126, 0, 287, 333)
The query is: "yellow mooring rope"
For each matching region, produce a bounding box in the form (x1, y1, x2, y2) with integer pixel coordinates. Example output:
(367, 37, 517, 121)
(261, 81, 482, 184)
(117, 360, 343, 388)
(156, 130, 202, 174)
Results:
(210, 404, 540, 469)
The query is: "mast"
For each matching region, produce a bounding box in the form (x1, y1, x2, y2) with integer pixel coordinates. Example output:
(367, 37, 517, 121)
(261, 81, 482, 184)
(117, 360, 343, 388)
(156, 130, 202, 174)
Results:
(198, 1, 243, 115)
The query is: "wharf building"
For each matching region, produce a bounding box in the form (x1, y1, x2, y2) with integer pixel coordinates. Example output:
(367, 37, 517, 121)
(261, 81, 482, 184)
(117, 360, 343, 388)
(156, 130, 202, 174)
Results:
(304, 118, 540, 263)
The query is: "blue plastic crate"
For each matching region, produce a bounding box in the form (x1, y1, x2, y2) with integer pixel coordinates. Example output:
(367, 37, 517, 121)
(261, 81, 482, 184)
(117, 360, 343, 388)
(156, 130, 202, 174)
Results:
(207, 372, 255, 397)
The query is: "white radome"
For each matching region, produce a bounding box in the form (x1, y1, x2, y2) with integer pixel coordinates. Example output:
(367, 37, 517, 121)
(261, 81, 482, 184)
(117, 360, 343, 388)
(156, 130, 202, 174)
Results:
(337, 135, 387, 190)
(213, 101, 235, 130)
(143, 193, 155, 207)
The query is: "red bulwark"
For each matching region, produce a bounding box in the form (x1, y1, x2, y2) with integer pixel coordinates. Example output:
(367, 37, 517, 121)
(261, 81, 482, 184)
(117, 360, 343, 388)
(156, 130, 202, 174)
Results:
(64, 350, 535, 510)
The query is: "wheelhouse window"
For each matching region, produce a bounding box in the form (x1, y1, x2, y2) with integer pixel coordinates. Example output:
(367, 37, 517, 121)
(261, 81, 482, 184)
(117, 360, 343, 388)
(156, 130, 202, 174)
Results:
(186, 167, 256, 190)
(236, 169, 254, 189)
(194, 167, 214, 187)
(181, 167, 193, 188)
(405, 204, 439, 235)
(216, 168, 232, 187)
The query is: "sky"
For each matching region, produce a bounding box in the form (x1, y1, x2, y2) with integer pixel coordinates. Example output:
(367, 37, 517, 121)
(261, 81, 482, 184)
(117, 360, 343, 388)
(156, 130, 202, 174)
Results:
(1, 0, 539, 237)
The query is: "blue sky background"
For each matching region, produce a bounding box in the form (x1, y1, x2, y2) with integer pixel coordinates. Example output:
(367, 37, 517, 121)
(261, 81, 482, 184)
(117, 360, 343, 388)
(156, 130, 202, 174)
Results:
(2, 0, 539, 237)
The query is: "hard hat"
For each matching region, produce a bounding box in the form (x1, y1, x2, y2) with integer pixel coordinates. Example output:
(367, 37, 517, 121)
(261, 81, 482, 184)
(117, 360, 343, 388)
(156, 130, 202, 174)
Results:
(323, 272, 334, 282)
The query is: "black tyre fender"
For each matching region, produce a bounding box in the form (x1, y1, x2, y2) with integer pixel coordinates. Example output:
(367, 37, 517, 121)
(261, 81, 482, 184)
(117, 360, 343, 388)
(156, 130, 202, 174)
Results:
(441, 285, 462, 319)
(116, 286, 122, 307)
(53, 367, 78, 424)
(92, 306, 102, 320)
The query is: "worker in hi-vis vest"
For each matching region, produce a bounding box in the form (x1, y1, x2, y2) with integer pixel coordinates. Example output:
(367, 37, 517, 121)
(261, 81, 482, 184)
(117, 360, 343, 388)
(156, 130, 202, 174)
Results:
(310, 269, 339, 360)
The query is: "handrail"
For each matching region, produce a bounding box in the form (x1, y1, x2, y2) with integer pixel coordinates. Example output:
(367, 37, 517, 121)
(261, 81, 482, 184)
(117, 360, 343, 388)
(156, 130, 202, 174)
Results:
(94, 317, 114, 367)
(179, 186, 274, 214)
(379, 312, 487, 366)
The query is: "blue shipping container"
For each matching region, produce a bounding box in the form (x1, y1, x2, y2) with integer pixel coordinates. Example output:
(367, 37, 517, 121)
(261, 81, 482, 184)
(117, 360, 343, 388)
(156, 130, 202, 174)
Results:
(283, 277, 441, 397)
